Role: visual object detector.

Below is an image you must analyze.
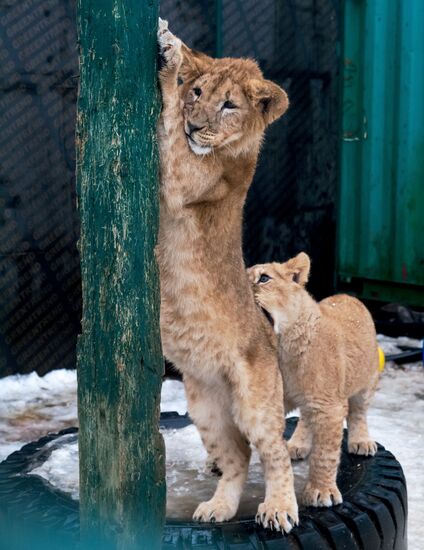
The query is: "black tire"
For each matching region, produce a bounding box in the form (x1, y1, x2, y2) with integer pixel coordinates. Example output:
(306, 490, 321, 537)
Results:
(0, 416, 407, 550)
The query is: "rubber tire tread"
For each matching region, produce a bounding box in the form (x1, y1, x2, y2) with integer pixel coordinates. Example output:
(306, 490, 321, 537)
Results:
(0, 418, 407, 550)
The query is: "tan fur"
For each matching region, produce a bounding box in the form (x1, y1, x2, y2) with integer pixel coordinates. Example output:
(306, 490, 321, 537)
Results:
(247, 253, 379, 507)
(156, 20, 297, 531)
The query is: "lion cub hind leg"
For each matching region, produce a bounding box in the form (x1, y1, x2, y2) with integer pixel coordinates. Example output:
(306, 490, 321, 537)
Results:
(347, 390, 377, 456)
(288, 415, 312, 460)
(185, 375, 251, 523)
(302, 405, 344, 507)
(234, 374, 298, 533)
(249, 413, 298, 532)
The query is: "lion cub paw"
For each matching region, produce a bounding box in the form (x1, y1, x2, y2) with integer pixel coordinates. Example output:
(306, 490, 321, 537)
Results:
(348, 439, 377, 456)
(193, 498, 237, 523)
(288, 440, 311, 460)
(302, 482, 342, 507)
(157, 18, 182, 69)
(255, 496, 299, 533)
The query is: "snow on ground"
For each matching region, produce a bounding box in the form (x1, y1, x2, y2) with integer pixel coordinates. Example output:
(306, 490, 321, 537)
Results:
(0, 335, 423, 546)
(0, 377, 182, 462)
(25, 390, 309, 519)
(160, 378, 188, 415)
(0, 369, 77, 460)
(30, 433, 79, 500)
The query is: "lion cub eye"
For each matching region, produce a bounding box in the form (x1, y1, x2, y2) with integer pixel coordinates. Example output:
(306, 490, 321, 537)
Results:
(193, 87, 202, 97)
(258, 274, 271, 284)
(222, 100, 237, 109)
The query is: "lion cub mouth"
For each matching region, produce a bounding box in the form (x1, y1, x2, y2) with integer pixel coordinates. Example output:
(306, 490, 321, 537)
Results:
(186, 133, 212, 155)
(260, 306, 274, 328)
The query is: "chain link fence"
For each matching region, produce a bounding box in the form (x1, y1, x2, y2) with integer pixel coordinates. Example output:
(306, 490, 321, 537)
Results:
(0, 0, 339, 376)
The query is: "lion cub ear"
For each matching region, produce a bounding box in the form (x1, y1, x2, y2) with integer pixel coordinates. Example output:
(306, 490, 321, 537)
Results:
(284, 252, 310, 286)
(179, 44, 213, 82)
(247, 79, 289, 124)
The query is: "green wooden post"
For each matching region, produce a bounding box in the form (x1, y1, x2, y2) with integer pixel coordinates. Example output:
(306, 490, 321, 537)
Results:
(76, 1, 165, 548)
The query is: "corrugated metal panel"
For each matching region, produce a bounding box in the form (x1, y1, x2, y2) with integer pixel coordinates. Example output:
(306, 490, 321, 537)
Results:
(338, 0, 424, 303)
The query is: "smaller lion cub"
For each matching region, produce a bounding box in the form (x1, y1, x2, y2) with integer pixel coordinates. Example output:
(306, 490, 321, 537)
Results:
(247, 253, 379, 507)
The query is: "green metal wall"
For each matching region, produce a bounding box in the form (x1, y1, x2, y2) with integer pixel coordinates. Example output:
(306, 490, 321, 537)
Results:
(338, 0, 424, 305)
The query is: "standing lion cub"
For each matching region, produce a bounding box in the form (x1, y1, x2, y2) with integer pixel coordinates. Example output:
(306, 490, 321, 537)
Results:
(248, 253, 379, 507)
(157, 19, 298, 531)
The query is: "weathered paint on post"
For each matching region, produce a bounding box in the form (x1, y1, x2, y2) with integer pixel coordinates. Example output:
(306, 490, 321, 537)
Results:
(76, 1, 165, 548)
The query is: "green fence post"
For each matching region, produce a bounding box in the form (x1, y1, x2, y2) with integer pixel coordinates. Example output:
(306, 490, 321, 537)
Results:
(76, 1, 165, 548)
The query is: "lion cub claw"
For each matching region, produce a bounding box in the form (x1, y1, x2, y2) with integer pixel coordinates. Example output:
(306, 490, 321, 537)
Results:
(302, 482, 343, 508)
(157, 18, 182, 69)
(255, 497, 299, 533)
(193, 498, 237, 523)
(348, 439, 377, 456)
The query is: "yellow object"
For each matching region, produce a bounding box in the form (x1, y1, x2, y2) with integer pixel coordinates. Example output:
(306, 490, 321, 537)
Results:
(378, 346, 385, 372)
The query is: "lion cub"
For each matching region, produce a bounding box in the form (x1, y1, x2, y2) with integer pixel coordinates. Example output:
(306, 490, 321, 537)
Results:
(157, 19, 298, 531)
(247, 253, 379, 507)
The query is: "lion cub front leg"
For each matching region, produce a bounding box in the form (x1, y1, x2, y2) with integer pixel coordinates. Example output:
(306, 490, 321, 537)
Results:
(157, 20, 211, 211)
(302, 404, 344, 507)
(158, 18, 182, 102)
(254, 434, 298, 532)
(185, 375, 251, 522)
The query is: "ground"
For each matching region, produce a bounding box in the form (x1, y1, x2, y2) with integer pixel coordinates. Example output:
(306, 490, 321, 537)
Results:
(0, 335, 422, 548)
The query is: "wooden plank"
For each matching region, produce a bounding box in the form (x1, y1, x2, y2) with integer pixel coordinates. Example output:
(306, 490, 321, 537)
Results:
(76, 1, 165, 548)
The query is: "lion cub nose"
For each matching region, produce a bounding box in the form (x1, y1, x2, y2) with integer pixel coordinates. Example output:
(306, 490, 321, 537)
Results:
(187, 122, 204, 135)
